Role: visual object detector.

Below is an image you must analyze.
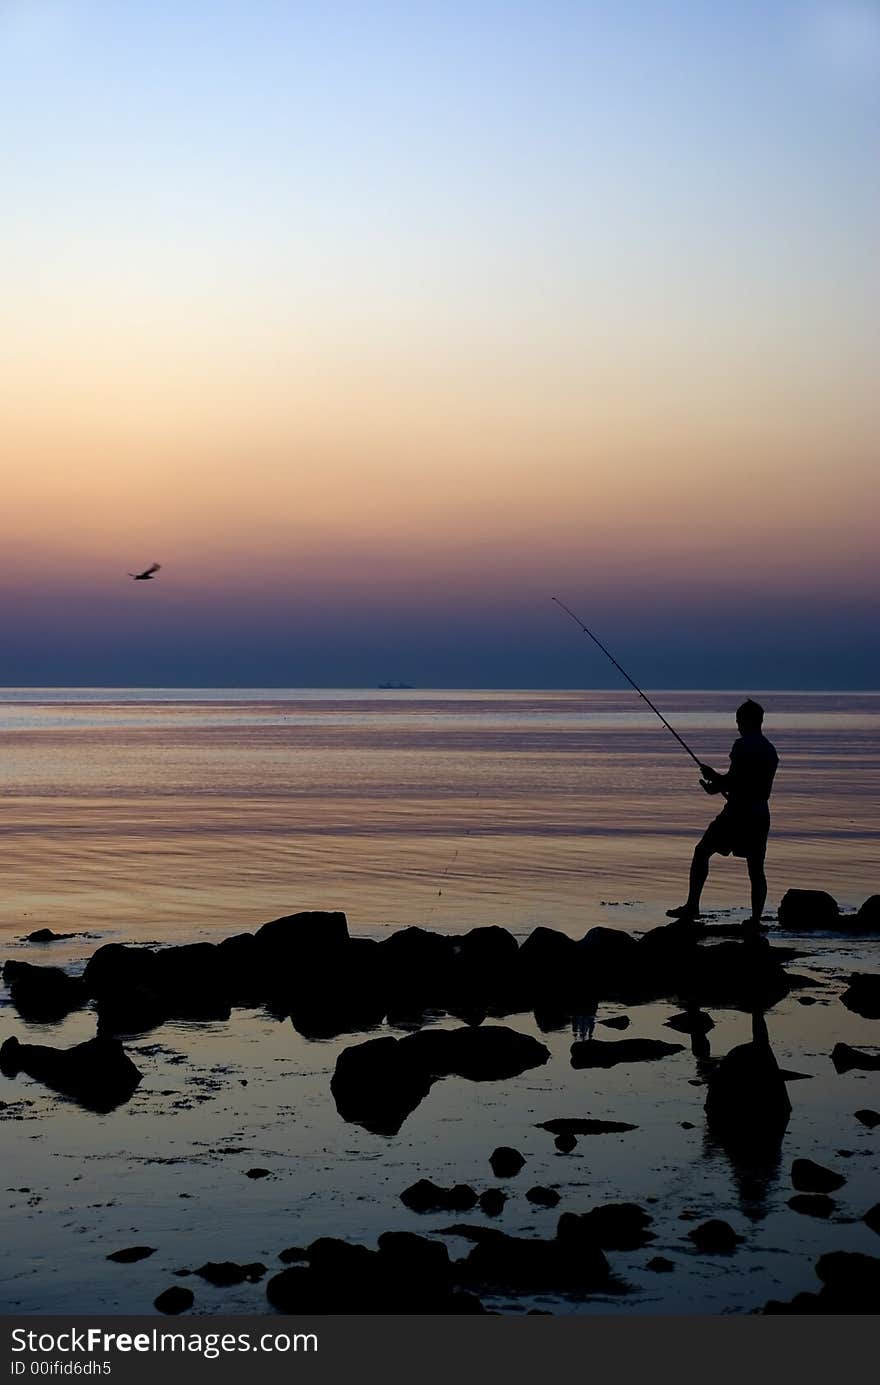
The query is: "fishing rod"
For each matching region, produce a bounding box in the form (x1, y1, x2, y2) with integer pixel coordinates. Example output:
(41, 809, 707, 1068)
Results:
(551, 595, 703, 771)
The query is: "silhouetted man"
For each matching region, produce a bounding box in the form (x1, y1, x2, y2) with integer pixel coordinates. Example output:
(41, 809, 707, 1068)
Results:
(667, 699, 778, 930)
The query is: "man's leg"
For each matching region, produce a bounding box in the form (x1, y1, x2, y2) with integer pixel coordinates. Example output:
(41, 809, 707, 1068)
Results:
(746, 851, 767, 925)
(686, 841, 712, 915)
(668, 838, 712, 919)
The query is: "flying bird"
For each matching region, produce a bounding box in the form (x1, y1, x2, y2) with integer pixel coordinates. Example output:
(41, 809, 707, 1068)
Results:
(128, 563, 162, 581)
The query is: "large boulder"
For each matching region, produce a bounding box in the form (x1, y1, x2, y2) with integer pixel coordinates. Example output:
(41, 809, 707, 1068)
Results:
(704, 1017, 791, 1157)
(281, 938, 386, 1039)
(458, 1226, 610, 1291)
(840, 973, 880, 1020)
(449, 927, 522, 1012)
(83, 944, 169, 1035)
(576, 928, 637, 986)
(571, 1037, 683, 1068)
(400, 1180, 477, 1213)
(379, 928, 455, 1013)
(215, 933, 267, 1004)
(266, 1234, 482, 1314)
(83, 943, 160, 995)
(331, 1025, 549, 1134)
(791, 1159, 846, 1194)
(777, 890, 839, 930)
(404, 1025, 550, 1082)
(85, 941, 232, 1032)
(831, 1043, 880, 1073)
(557, 1203, 654, 1251)
(151, 943, 232, 1021)
(0, 1034, 142, 1111)
(330, 1035, 434, 1136)
(855, 896, 880, 931)
(2, 960, 88, 1022)
(255, 911, 349, 965)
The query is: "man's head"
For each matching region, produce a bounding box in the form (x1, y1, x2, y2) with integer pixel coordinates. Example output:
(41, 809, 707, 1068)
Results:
(736, 698, 764, 734)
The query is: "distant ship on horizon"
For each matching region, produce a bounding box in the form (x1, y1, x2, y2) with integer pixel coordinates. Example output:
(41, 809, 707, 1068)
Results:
(377, 681, 414, 689)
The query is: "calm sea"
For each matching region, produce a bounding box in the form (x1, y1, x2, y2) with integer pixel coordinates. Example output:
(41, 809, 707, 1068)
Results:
(0, 688, 877, 943)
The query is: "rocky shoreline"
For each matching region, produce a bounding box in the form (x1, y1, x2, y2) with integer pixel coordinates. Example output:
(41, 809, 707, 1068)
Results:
(2, 892, 879, 1316)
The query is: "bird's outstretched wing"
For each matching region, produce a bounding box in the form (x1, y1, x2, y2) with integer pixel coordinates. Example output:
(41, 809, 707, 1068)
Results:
(144, 562, 161, 576)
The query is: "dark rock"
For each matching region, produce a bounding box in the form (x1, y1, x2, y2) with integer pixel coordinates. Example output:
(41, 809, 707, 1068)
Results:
(377, 1231, 452, 1287)
(194, 1261, 266, 1286)
(450, 926, 521, 1009)
(855, 895, 880, 931)
(555, 1133, 577, 1153)
(478, 1189, 506, 1216)
(687, 1219, 743, 1252)
(24, 929, 75, 943)
(518, 928, 584, 1003)
(864, 1204, 880, 1235)
(788, 1195, 836, 1218)
(557, 1203, 653, 1251)
(265, 1266, 322, 1312)
(83, 943, 160, 995)
(840, 973, 880, 1020)
(154, 1286, 193, 1314)
(665, 1009, 714, 1035)
(278, 1246, 308, 1263)
(599, 1015, 630, 1029)
(814, 1250, 880, 1312)
(331, 1035, 433, 1136)
(0, 1034, 142, 1112)
(460, 1229, 610, 1291)
(400, 1180, 477, 1213)
(526, 1185, 560, 1207)
(791, 1158, 846, 1194)
(215, 933, 265, 1004)
(2, 961, 88, 1022)
(379, 928, 455, 1010)
(267, 1234, 477, 1314)
(489, 1147, 525, 1178)
(245, 1168, 271, 1179)
(150, 943, 233, 1022)
(855, 1109, 880, 1128)
(570, 1037, 683, 1068)
(646, 1256, 675, 1272)
(107, 1246, 156, 1263)
(685, 939, 790, 1010)
(777, 889, 839, 930)
(579, 927, 637, 959)
(536, 1117, 638, 1136)
(331, 1026, 549, 1135)
(519, 927, 579, 971)
(704, 1018, 791, 1158)
(405, 1025, 550, 1082)
(84, 945, 168, 1034)
(284, 938, 386, 1039)
(832, 1043, 880, 1073)
(763, 1290, 825, 1314)
(255, 911, 349, 962)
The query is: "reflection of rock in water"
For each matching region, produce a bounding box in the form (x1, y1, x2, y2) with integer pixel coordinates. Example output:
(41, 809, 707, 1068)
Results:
(703, 1012, 791, 1220)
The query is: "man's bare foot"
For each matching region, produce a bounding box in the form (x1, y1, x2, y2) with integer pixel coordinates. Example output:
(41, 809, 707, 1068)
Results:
(739, 917, 769, 935)
(666, 905, 702, 921)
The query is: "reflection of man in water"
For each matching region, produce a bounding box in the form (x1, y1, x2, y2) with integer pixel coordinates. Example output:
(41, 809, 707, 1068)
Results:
(668, 699, 778, 931)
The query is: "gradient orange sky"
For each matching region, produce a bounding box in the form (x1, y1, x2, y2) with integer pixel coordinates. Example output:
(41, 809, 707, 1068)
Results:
(2, 2, 878, 685)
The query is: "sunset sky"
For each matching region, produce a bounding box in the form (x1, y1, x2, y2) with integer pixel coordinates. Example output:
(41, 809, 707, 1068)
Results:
(2, 1, 878, 686)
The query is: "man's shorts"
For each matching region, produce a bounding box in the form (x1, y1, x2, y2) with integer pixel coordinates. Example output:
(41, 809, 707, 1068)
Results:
(700, 805, 770, 860)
